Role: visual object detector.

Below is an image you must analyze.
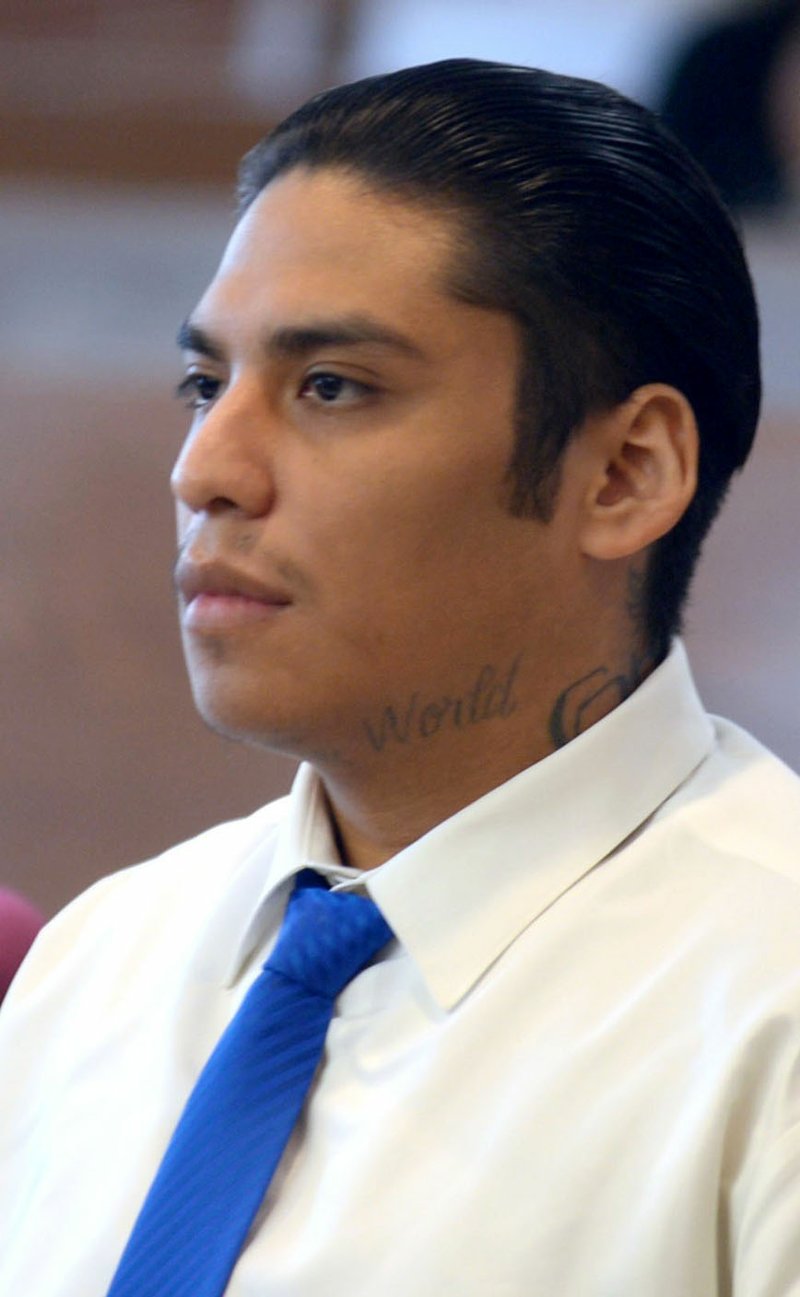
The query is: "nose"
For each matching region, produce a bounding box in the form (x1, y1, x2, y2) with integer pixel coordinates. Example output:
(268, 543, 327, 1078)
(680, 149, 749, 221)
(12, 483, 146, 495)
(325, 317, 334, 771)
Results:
(170, 376, 276, 518)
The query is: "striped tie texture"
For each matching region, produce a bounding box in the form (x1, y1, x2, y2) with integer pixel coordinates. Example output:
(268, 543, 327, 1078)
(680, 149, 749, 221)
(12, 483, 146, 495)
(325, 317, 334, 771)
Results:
(105, 869, 393, 1297)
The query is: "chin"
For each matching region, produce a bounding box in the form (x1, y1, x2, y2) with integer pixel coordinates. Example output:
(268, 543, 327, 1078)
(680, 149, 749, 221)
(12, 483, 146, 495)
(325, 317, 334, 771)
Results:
(194, 686, 294, 747)
(186, 649, 291, 735)
(189, 675, 343, 765)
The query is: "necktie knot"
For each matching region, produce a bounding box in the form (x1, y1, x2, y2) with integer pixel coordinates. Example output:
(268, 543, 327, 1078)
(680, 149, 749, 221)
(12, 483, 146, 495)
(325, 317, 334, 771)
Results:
(267, 869, 393, 999)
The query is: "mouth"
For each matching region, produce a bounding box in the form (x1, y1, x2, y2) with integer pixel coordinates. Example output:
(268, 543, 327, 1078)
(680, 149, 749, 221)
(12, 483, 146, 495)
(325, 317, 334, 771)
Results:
(175, 558, 293, 631)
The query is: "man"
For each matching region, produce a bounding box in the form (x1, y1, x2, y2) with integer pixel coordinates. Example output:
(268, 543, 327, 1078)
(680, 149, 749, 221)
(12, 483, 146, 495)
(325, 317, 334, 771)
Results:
(1, 59, 799, 1296)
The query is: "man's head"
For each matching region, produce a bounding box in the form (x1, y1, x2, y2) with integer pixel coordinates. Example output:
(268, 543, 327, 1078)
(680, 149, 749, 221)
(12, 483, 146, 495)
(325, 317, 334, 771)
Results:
(172, 60, 760, 785)
(237, 58, 761, 660)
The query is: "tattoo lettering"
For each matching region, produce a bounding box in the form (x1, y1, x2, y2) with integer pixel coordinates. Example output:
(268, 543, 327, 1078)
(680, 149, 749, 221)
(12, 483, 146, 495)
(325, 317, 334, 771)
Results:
(548, 656, 647, 749)
(364, 656, 522, 753)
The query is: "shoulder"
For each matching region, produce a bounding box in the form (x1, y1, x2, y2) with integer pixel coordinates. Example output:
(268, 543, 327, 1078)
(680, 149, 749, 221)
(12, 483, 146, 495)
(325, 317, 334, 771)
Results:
(667, 716, 800, 881)
(2, 794, 292, 1006)
(635, 717, 800, 979)
(67, 792, 291, 918)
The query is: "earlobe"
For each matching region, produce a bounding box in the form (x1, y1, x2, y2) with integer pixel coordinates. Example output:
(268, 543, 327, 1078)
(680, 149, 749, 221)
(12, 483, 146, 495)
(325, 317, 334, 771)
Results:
(579, 384, 699, 562)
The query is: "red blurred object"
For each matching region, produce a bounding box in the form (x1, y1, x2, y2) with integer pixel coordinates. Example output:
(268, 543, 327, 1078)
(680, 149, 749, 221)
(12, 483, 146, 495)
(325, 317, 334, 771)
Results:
(0, 888, 45, 1002)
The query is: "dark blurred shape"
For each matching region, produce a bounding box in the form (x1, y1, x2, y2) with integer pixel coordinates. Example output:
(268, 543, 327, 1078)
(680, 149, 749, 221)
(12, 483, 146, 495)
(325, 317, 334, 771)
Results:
(657, 0, 800, 213)
(0, 888, 45, 1003)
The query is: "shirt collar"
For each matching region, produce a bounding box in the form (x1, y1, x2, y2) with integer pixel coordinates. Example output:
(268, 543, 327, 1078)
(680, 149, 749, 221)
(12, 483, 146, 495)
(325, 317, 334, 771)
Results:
(225, 641, 714, 1008)
(220, 767, 358, 986)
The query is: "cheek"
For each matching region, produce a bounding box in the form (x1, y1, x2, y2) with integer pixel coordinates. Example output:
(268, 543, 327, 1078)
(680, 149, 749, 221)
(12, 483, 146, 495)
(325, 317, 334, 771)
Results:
(300, 468, 521, 651)
(296, 468, 483, 586)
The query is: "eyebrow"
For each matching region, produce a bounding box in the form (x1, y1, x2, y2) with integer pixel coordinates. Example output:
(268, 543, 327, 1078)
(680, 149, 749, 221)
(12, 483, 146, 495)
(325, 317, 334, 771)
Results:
(176, 321, 225, 361)
(176, 315, 426, 363)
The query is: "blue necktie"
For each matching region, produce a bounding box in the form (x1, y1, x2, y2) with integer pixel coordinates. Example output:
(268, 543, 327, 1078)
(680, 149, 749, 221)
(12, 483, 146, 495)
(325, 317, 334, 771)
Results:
(105, 869, 393, 1297)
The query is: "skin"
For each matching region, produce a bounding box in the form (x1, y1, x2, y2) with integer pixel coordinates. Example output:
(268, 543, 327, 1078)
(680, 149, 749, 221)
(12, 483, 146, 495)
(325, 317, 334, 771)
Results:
(172, 167, 698, 870)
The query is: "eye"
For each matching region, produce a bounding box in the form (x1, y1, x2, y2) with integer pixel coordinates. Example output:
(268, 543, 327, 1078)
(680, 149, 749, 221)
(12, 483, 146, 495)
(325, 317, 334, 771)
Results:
(299, 372, 372, 405)
(175, 372, 222, 409)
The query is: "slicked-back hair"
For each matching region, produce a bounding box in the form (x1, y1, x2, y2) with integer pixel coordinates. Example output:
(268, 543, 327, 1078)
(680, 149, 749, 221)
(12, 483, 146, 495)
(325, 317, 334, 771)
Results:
(238, 59, 761, 660)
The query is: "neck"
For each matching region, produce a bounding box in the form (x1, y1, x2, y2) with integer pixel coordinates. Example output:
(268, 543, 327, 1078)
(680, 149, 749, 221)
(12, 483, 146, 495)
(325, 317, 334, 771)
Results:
(316, 640, 653, 872)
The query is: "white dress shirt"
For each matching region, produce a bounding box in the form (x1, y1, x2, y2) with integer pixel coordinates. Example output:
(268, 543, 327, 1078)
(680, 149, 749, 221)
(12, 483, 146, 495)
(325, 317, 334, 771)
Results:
(2, 643, 800, 1296)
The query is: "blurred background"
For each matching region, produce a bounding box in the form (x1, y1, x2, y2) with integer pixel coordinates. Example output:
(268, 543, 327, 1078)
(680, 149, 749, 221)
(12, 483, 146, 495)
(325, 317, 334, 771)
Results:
(2, 0, 798, 918)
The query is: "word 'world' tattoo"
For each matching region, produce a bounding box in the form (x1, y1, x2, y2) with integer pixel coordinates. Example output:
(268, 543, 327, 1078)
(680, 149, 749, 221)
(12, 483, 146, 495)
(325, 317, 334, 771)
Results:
(364, 656, 522, 753)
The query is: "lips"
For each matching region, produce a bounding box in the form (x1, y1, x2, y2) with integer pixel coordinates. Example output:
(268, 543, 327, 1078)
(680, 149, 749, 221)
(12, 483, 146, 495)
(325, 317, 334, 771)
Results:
(175, 557, 293, 630)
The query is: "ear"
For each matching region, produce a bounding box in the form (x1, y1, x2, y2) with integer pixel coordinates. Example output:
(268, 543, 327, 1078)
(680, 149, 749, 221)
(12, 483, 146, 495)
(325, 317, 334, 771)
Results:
(578, 384, 699, 561)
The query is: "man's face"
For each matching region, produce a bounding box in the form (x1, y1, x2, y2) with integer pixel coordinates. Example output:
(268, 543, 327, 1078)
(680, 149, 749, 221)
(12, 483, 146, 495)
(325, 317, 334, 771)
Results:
(173, 168, 586, 767)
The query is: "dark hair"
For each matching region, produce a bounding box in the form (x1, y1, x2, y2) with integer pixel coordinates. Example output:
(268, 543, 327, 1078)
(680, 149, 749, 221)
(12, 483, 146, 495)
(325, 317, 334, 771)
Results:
(658, 0, 800, 211)
(238, 59, 761, 659)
